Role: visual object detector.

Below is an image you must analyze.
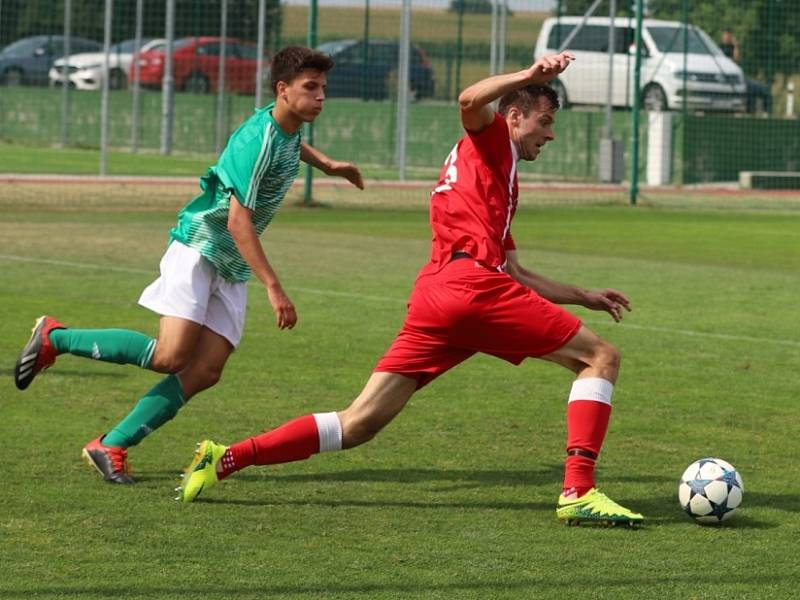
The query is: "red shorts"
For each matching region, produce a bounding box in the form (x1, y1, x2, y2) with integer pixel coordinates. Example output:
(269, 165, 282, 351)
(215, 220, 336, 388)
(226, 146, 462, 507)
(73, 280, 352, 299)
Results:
(374, 258, 582, 388)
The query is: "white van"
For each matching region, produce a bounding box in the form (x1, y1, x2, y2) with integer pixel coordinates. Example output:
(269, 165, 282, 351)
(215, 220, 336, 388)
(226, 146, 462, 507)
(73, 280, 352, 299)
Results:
(534, 16, 746, 112)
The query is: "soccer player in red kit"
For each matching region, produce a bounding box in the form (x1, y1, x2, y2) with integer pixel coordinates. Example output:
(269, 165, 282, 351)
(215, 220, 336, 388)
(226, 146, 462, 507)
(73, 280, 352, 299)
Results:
(178, 51, 644, 525)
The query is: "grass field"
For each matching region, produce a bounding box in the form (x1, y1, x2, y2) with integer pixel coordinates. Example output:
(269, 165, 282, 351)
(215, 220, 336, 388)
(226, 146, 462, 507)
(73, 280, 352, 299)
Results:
(283, 5, 546, 47)
(1, 183, 799, 598)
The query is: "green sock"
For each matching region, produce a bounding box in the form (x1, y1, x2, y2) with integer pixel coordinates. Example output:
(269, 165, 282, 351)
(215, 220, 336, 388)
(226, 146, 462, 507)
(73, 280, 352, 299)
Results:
(102, 375, 186, 448)
(50, 328, 156, 368)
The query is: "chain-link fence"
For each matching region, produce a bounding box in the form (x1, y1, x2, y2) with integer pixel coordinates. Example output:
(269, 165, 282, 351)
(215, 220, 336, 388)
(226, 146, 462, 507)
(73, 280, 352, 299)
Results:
(0, 0, 798, 195)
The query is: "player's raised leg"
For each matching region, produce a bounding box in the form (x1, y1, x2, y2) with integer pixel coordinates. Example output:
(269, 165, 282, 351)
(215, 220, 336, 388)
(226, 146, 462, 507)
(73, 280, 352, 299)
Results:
(13, 315, 156, 390)
(177, 372, 417, 502)
(543, 325, 643, 525)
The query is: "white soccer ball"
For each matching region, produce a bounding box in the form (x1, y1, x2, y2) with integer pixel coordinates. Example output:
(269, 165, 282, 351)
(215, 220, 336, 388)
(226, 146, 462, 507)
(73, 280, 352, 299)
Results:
(678, 458, 744, 524)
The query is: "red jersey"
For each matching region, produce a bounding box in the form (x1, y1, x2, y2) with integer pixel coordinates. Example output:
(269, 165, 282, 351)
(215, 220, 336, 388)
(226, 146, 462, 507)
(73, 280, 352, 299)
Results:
(421, 112, 518, 276)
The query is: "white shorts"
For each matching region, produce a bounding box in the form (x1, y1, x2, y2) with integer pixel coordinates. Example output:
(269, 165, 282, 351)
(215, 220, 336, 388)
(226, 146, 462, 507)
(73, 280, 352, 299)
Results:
(139, 241, 247, 348)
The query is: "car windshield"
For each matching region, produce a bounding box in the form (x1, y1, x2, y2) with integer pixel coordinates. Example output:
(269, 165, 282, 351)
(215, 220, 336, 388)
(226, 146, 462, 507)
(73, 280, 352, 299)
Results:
(1, 37, 46, 57)
(647, 25, 720, 55)
(146, 41, 166, 53)
(173, 38, 196, 50)
(317, 40, 355, 57)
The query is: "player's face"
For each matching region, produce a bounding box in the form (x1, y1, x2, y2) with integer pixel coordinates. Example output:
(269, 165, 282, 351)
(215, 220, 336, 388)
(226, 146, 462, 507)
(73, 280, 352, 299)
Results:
(279, 69, 327, 122)
(510, 103, 556, 162)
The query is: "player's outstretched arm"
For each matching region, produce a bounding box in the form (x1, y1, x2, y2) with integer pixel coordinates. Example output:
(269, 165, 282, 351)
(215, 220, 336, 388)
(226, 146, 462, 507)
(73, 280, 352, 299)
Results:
(505, 251, 631, 322)
(458, 51, 575, 132)
(300, 142, 364, 189)
(227, 195, 297, 330)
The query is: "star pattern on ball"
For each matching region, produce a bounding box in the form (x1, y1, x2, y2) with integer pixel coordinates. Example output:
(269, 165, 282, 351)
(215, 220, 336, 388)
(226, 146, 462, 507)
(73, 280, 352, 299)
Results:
(688, 478, 711, 497)
(720, 468, 742, 491)
(708, 496, 735, 520)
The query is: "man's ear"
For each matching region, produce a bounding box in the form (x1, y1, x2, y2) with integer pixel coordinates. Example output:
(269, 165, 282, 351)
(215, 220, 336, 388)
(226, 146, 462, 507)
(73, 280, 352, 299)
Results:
(275, 80, 288, 99)
(507, 106, 522, 126)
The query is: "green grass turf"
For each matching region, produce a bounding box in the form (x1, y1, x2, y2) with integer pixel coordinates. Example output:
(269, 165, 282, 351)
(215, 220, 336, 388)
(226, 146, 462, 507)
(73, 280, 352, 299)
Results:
(1, 199, 799, 599)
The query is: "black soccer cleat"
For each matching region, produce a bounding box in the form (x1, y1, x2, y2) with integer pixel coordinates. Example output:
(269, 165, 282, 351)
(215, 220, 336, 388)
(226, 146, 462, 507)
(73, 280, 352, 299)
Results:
(82, 436, 136, 484)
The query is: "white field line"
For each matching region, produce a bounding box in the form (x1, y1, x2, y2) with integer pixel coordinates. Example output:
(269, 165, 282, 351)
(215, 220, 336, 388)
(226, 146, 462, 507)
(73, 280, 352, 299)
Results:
(1, 252, 798, 348)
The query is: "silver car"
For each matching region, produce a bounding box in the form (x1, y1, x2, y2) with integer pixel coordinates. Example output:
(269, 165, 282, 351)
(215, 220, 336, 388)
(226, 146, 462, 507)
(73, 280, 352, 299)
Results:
(49, 37, 166, 90)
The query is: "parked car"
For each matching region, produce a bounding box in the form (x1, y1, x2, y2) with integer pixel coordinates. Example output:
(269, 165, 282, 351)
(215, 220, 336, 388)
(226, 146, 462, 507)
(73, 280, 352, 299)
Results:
(132, 36, 262, 94)
(534, 17, 746, 112)
(49, 37, 166, 90)
(317, 39, 435, 100)
(1, 35, 102, 86)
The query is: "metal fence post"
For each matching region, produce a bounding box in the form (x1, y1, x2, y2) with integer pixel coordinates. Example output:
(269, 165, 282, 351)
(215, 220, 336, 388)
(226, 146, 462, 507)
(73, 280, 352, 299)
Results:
(255, 0, 266, 109)
(629, 0, 644, 205)
(498, 0, 507, 74)
(303, 0, 318, 203)
(60, 0, 72, 148)
(490, 0, 498, 75)
(131, 0, 143, 152)
(361, 0, 370, 101)
(99, 0, 112, 175)
(455, 1, 464, 96)
(395, 0, 411, 181)
(160, 0, 175, 156)
(215, 0, 228, 154)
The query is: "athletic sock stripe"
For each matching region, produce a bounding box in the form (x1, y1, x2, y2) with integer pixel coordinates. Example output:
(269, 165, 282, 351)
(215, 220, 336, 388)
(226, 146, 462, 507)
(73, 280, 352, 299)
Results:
(567, 448, 598, 460)
(568, 378, 614, 405)
(138, 339, 157, 369)
(313, 412, 343, 453)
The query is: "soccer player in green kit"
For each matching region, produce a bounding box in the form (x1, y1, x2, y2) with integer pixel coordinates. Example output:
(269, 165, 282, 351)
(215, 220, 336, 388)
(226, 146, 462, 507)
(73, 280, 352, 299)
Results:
(12, 46, 363, 484)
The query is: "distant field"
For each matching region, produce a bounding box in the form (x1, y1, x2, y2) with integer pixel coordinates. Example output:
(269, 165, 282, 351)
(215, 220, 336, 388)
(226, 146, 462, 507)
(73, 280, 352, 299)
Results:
(1, 191, 799, 599)
(282, 5, 547, 46)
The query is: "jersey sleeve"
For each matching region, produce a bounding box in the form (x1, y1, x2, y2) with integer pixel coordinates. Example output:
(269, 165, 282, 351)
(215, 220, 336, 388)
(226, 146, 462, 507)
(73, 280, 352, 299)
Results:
(466, 112, 511, 166)
(214, 120, 273, 210)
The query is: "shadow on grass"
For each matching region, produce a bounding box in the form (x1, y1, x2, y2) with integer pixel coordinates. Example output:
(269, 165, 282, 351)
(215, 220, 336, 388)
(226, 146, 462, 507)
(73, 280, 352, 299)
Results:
(3, 368, 126, 380)
(141, 468, 791, 528)
(626, 494, 776, 529)
(141, 463, 664, 488)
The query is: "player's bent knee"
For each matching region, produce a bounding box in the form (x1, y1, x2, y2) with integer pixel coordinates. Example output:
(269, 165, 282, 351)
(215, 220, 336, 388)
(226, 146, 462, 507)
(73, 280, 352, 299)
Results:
(150, 348, 193, 374)
(194, 367, 223, 391)
(594, 340, 621, 378)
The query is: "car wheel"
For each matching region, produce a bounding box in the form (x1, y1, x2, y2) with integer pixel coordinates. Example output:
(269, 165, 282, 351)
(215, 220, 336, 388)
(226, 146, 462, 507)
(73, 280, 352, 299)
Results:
(642, 84, 668, 112)
(109, 68, 128, 90)
(3, 69, 23, 86)
(184, 72, 210, 94)
(550, 79, 570, 109)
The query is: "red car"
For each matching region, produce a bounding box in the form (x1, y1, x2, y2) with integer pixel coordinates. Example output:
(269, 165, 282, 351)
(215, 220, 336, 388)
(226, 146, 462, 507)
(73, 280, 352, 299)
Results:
(131, 36, 262, 94)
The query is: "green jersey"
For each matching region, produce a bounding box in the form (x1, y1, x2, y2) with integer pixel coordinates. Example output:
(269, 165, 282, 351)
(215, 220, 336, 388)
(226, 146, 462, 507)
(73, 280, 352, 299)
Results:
(170, 102, 301, 282)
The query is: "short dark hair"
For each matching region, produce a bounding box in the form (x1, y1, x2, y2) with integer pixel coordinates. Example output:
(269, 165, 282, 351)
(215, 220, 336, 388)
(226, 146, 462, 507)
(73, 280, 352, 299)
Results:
(498, 84, 560, 116)
(270, 45, 334, 94)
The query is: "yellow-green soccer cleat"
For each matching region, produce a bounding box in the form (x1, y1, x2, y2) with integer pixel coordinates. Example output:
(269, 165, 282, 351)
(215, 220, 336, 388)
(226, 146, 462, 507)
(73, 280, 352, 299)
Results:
(176, 439, 228, 503)
(556, 488, 644, 527)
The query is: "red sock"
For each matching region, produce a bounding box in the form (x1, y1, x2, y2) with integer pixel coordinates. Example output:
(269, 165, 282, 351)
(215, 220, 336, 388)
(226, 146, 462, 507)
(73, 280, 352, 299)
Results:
(218, 415, 320, 480)
(562, 399, 612, 496)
